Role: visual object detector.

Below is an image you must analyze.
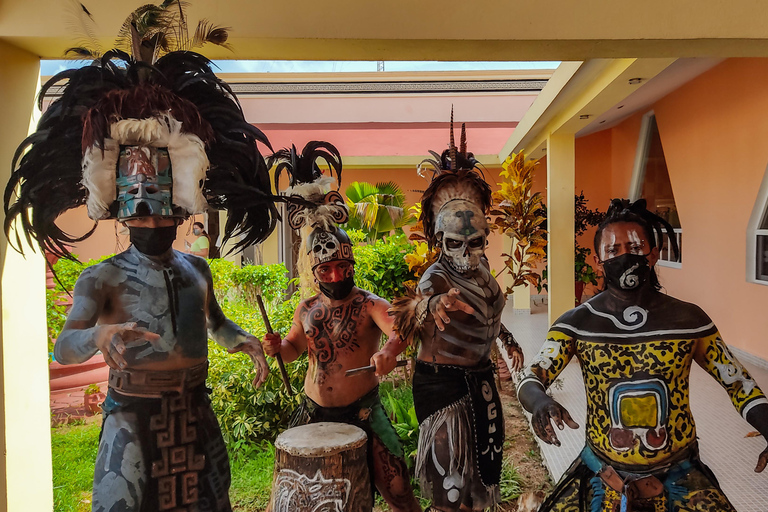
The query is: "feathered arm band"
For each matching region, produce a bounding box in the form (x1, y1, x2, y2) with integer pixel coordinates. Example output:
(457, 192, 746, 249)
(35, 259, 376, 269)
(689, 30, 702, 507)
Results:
(389, 287, 432, 344)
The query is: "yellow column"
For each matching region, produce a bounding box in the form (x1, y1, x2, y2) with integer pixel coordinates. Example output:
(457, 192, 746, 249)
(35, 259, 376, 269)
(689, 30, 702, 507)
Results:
(546, 132, 575, 324)
(0, 41, 51, 512)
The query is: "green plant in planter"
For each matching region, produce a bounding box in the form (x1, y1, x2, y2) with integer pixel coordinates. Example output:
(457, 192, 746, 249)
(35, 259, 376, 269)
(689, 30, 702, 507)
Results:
(83, 383, 101, 395)
(535, 192, 605, 295)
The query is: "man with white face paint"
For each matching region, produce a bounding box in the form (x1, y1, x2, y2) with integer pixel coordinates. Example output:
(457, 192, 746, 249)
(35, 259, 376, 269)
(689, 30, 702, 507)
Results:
(391, 119, 524, 512)
(4, 9, 279, 509)
(517, 199, 768, 512)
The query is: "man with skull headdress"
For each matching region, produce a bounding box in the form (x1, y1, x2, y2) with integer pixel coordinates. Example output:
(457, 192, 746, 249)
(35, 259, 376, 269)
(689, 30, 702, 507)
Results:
(4, 5, 279, 510)
(262, 142, 421, 512)
(391, 121, 524, 512)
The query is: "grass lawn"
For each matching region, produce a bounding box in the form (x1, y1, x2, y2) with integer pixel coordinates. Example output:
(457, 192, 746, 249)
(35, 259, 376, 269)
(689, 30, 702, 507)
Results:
(50, 418, 277, 512)
(51, 420, 100, 512)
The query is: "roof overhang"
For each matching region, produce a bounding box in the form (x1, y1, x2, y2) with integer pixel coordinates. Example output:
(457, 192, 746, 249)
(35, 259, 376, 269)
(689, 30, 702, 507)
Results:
(499, 58, 680, 160)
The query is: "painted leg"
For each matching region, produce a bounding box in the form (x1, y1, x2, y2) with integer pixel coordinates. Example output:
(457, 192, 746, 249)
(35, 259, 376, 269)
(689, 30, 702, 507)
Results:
(371, 437, 421, 512)
(92, 411, 147, 512)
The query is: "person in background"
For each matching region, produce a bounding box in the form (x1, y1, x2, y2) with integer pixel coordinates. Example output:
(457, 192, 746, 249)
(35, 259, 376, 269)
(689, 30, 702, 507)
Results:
(187, 221, 211, 258)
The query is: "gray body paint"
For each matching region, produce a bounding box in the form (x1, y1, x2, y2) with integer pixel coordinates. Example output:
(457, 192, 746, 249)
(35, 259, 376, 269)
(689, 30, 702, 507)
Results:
(418, 257, 505, 364)
(54, 246, 246, 366)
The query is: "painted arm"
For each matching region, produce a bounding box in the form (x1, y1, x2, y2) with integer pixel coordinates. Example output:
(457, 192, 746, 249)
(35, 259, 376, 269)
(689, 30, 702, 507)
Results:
(54, 266, 160, 368)
(694, 332, 768, 471)
(517, 330, 579, 446)
(202, 262, 269, 387)
(370, 296, 409, 377)
(262, 302, 309, 364)
(499, 323, 524, 371)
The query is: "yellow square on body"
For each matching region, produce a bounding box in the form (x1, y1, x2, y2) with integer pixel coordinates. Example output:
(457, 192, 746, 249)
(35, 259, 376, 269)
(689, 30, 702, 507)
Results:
(619, 395, 658, 428)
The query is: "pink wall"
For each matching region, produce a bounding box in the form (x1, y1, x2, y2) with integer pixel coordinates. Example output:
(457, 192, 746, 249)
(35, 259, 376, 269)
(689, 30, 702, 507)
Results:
(576, 58, 768, 360)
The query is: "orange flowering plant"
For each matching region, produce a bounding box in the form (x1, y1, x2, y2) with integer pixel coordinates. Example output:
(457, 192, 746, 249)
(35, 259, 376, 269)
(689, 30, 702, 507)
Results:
(490, 152, 548, 295)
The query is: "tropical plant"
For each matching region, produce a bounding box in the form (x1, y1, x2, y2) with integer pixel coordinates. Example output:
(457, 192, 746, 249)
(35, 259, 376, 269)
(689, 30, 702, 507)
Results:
(403, 202, 440, 279)
(491, 152, 548, 295)
(345, 181, 413, 240)
(350, 231, 418, 301)
(380, 383, 419, 467)
(535, 191, 605, 293)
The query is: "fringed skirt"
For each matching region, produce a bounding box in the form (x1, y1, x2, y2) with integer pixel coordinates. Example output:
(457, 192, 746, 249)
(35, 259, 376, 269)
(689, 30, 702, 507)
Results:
(413, 360, 503, 510)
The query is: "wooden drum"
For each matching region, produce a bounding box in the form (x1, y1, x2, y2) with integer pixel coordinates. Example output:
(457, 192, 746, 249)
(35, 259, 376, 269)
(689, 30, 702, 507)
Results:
(268, 422, 372, 512)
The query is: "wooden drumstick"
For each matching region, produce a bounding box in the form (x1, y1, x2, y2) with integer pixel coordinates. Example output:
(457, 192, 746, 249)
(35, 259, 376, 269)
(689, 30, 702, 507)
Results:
(345, 359, 408, 377)
(256, 295, 293, 396)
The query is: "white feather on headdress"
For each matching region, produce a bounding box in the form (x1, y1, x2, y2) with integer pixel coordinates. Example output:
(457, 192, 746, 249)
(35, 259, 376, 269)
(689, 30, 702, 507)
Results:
(81, 113, 209, 220)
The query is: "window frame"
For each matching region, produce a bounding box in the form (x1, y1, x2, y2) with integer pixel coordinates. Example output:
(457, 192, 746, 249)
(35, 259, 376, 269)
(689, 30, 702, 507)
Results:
(628, 110, 682, 269)
(746, 163, 768, 285)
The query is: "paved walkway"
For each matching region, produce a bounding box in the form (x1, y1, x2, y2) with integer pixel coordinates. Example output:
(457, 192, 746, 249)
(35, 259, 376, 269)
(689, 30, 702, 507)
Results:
(501, 301, 768, 512)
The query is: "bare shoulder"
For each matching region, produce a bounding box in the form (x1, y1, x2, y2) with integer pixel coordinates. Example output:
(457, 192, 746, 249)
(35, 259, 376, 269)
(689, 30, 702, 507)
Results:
(74, 256, 127, 291)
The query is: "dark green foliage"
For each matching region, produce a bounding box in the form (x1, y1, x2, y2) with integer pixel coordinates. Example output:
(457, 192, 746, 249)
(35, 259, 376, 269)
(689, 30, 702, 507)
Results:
(380, 381, 419, 467)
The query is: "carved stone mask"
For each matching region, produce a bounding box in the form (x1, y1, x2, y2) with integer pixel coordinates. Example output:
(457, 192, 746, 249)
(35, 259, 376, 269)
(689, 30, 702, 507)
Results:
(435, 199, 488, 273)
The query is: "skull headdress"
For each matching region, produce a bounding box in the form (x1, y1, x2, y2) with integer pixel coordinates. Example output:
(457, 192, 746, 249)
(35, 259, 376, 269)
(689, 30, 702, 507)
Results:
(4, 1, 279, 259)
(270, 141, 353, 293)
(418, 110, 492, 274)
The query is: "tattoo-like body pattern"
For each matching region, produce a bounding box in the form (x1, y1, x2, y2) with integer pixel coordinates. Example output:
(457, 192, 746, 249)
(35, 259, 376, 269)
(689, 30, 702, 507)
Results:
(300, 293, 372, 382)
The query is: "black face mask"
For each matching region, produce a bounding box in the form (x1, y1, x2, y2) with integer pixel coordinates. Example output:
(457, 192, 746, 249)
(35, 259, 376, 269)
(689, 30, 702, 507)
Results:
(318, 276, 355, 301)
(601, 253, 651, 291)
(128, 225, 177, 256)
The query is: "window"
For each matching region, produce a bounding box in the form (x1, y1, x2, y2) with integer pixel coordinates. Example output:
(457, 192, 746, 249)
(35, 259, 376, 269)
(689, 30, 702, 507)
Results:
(629, 112, 682, 267)
(748, 165, 768, 284)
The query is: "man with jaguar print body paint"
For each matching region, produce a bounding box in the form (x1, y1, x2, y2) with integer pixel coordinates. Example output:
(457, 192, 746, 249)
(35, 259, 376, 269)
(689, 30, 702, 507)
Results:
(3, 6, 280, 509)
(262, 141, 420, 512)
(517, 199, 768, 512)
(390, 117, 524, 512)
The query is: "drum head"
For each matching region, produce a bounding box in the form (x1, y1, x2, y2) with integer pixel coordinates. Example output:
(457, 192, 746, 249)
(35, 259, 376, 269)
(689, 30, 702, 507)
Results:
(275, 422, 368, 457)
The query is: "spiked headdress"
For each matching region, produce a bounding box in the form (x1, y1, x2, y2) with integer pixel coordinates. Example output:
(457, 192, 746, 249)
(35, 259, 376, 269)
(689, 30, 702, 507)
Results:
(4, 1, 278, 259)
(417, 109, 492, 249)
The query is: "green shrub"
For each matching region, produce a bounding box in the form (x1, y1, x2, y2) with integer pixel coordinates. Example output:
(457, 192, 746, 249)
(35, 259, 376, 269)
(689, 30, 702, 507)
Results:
(350, 231, 417, 301)
(380, 382, 419, 467)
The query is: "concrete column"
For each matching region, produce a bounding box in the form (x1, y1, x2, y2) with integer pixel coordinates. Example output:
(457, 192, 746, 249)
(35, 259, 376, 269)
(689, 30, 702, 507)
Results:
(0, 41, 51, 512)
(546, 132, 575, 324)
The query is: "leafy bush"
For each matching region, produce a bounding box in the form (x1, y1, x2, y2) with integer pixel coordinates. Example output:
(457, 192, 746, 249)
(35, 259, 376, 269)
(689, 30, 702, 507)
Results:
(380, 382, 419, 467)
(350, 231, 418, 301)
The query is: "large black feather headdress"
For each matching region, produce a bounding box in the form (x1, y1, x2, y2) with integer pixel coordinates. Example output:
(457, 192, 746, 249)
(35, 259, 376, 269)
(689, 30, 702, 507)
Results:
(269, 140, 350, 295)
(417, 109, 492, 248)
(269, 140, 346, 232)
(4, 2, 277, 259)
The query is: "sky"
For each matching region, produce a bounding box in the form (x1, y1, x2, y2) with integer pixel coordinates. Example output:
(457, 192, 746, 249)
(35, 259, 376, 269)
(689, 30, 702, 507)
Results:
(40, 59, 560, 75)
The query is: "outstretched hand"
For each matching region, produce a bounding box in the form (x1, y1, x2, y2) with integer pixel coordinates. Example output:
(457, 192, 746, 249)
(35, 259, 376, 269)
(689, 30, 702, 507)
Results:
(531, 398, 579, 446)
(229, 336, 270, 388)
(430, 288, 475, 331)
(506, 345, 525, 372)
(95, 322, 161, 370)
(756, 445, 768, 473)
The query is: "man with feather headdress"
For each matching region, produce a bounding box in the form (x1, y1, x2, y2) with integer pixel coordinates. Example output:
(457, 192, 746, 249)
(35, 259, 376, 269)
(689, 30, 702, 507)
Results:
(262, 141, 421, 512)
(4, 3, 279, 511)
(390, 117, 524, 512)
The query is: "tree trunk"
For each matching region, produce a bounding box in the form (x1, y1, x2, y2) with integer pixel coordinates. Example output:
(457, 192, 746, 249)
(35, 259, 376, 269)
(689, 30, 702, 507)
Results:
(269, 422, 372, 512)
